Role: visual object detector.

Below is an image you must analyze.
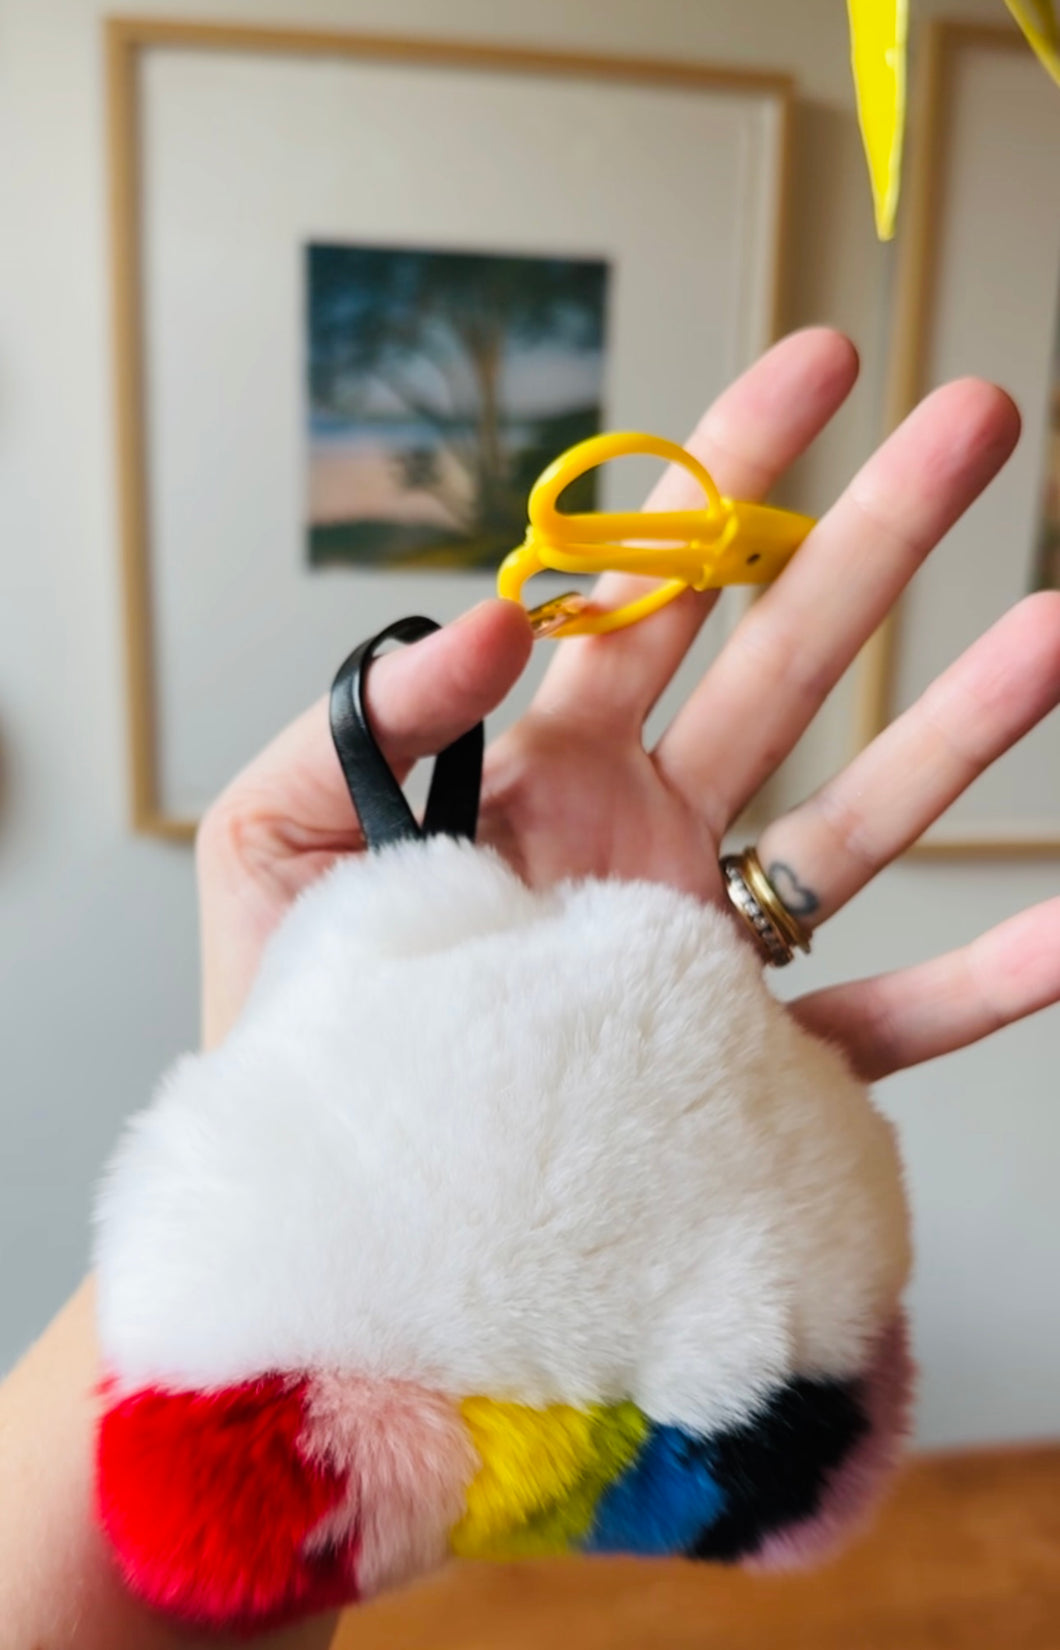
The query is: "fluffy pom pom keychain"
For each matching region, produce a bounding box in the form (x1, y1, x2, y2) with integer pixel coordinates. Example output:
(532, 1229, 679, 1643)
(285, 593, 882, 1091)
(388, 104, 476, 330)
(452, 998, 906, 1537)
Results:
(94, 616, 914, 1632)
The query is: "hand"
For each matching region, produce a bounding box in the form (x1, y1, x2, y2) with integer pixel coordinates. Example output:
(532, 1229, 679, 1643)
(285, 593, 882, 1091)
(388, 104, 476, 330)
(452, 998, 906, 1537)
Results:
(197, 327, 1060, 1076)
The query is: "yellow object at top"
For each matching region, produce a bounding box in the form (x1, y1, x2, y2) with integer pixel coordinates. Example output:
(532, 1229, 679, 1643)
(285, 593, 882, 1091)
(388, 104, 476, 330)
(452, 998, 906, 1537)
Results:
(848, 0, 909, 241)
(497, 431, 815, 640)
(1005, 0, 1060, 84)
(848, 1, 1059, 242)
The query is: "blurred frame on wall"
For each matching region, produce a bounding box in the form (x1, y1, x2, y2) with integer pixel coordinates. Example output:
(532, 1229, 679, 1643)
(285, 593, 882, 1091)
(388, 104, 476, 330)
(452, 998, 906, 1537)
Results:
(856, 19, 1060, 856)
(105, 18, 792, 837)
(306, 242, 611, 574)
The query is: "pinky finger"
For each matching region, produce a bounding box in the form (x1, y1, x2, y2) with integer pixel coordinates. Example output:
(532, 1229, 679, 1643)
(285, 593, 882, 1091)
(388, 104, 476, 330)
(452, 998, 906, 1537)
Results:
(791, 897, 1060, 1081)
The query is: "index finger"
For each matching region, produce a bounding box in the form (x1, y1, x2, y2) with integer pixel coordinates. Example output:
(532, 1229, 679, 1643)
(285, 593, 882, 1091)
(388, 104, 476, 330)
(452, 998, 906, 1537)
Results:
(531, 328, 860, 728)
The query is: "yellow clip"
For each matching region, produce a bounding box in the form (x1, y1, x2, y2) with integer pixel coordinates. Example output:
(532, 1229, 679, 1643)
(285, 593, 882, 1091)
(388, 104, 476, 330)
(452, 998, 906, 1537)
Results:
(497, 431, 814, 639)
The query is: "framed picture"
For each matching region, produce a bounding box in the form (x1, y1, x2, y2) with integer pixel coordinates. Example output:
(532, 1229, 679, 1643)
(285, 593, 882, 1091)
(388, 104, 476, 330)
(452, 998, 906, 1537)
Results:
(305, 242, 611, 573)
(107, 18, 792, 837)
(856, 20, 1060, 855)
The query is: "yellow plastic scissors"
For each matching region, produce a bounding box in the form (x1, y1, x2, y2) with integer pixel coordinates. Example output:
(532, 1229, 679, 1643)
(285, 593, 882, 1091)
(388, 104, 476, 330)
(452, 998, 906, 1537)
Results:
(497, 431, 815, 639)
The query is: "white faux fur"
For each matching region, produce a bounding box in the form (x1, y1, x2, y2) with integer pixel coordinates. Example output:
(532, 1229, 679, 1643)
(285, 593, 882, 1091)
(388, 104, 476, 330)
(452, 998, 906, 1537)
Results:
(95, 838, 910, 1433)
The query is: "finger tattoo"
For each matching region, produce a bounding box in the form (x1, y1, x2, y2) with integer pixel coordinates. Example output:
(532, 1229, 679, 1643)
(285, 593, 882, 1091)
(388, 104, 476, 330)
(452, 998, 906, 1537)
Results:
(767, 861, 821, 918)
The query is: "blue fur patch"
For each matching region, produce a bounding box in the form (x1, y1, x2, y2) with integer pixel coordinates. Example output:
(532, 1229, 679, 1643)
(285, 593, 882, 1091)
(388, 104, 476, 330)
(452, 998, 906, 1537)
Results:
(585, 1425, 726, 1555)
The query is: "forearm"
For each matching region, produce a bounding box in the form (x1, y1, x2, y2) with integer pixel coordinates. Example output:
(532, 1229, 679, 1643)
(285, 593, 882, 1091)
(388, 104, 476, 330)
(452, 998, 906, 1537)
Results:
(0, 1279, 339, 1650)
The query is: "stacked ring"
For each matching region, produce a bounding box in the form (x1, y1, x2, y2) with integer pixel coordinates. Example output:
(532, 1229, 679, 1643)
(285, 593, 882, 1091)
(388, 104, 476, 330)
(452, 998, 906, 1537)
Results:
(720, 847, 813, 968)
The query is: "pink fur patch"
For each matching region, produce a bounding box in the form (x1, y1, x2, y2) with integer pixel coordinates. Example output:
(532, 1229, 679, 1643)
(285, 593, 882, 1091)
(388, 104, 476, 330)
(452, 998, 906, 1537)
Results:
(300, 1373, 479, 1597)
(750, 1314, 915, 1570)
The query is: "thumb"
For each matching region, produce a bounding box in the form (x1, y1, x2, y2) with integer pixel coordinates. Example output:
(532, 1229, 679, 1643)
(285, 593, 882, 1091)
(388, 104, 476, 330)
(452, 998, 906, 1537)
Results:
(197, 599, 532, 1048)
(361, 598, 533, 768)
(205, 598, 533, 851)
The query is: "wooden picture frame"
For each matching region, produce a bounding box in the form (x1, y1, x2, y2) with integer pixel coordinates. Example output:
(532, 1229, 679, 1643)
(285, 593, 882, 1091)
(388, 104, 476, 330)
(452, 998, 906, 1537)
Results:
(854, 19, 1060, 857)
(105, 16, 793, 838)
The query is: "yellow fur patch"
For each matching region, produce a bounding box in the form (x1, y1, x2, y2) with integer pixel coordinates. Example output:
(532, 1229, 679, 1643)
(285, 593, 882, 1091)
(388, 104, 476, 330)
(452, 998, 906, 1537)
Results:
(450, 1396, 648, 1558)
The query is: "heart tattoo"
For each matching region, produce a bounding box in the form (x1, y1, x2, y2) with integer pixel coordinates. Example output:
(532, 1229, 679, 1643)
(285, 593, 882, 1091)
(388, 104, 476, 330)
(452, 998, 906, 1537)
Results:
(766, 862, 821, 919)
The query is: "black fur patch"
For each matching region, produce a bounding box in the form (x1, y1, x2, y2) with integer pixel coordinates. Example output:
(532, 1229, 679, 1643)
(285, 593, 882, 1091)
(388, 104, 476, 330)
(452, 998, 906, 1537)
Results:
(687, 1374, 868, 1561)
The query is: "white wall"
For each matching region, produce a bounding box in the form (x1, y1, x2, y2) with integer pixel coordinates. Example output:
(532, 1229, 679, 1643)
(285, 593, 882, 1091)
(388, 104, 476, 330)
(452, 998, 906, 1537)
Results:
(1, 0, 1056, 1449)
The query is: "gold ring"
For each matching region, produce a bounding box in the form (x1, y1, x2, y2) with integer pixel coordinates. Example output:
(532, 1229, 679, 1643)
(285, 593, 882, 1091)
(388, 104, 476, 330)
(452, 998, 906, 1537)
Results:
(719, 847, 812, 968)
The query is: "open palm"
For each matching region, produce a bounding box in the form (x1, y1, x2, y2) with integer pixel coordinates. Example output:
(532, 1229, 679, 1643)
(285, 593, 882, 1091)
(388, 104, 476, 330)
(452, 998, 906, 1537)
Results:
(198, 329, 1060, 1077)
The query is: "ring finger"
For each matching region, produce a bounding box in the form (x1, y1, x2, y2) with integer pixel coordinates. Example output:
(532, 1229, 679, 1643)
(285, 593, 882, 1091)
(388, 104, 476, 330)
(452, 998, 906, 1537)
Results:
(750, 590, 1060, 934)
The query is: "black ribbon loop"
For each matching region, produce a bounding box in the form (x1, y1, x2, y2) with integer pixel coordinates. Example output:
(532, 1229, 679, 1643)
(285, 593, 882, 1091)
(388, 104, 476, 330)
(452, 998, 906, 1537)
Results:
(329, 617, 484, 850)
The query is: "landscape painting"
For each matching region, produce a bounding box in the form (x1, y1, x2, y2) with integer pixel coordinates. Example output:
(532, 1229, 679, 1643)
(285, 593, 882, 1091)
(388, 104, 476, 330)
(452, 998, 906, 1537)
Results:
(305, 242, 610, 571)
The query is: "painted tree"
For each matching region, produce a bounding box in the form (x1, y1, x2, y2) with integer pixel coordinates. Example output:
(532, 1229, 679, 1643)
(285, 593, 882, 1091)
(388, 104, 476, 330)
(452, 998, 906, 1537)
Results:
(307, 244, 607, 543)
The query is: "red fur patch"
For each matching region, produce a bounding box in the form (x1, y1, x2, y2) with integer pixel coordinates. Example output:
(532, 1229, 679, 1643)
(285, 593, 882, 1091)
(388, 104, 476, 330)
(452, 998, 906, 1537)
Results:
(97, 1375, 356, 1629)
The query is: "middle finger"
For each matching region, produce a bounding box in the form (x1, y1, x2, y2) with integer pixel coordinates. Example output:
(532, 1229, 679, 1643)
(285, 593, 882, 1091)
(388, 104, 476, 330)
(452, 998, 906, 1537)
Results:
(654, 378, 1021, 835)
